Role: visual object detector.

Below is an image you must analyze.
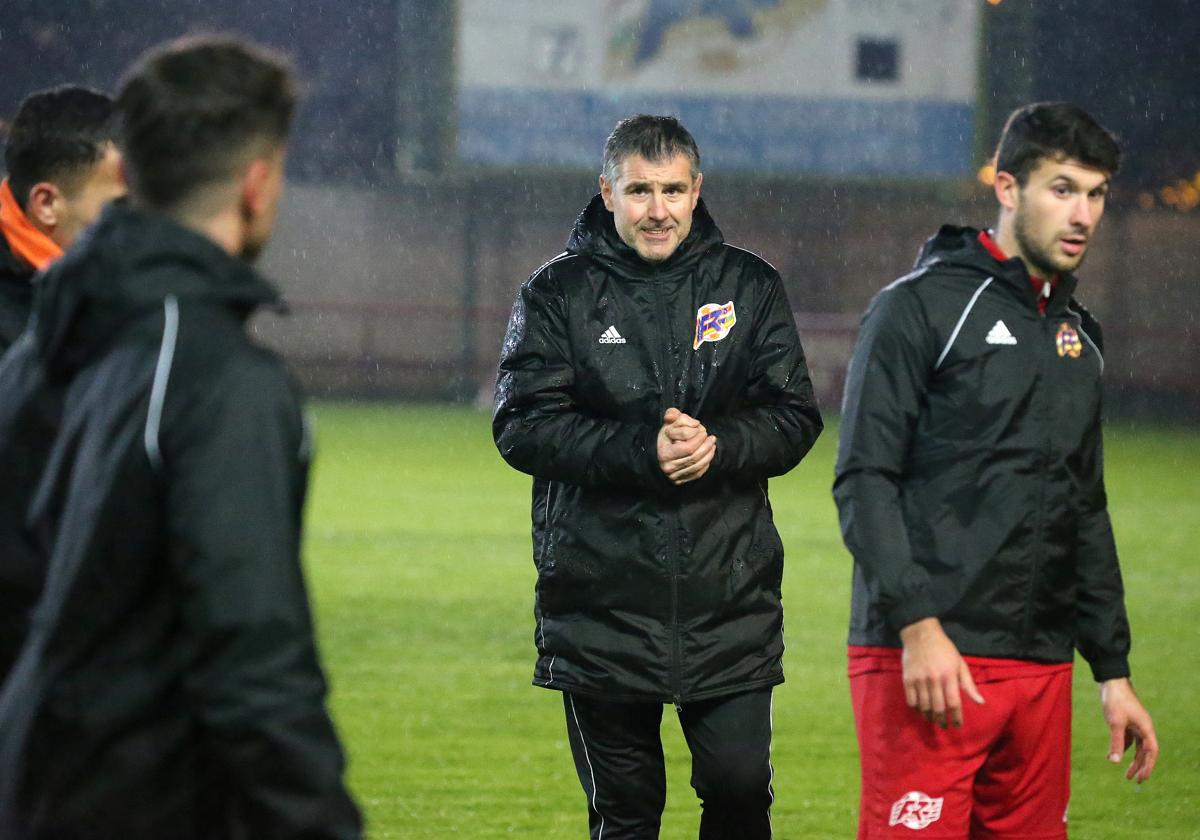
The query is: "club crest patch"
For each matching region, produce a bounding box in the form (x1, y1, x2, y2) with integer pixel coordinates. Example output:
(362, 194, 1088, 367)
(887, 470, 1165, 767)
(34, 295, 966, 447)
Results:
(889, 791, 944, 830)
(1056, 322, 1083, 358)
(693, 301, 736, 350)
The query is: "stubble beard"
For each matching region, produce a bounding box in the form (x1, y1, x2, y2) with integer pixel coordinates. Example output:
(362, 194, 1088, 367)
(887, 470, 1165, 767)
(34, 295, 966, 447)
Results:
(1014, 203, 1085, 277)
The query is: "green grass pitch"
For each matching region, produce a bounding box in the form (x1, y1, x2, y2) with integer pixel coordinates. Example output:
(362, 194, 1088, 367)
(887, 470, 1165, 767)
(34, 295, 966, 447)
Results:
(302, 403, 1200, 839)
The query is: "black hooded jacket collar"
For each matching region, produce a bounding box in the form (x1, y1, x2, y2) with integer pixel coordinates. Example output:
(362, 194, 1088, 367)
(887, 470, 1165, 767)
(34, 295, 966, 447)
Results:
(913, 224, 1080, 312)
(33, 201, 281, 378)
(565, 194, 724, 281)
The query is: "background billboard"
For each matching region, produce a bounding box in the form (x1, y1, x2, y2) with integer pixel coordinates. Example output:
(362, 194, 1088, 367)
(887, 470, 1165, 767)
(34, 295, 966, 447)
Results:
(457, 0, 981, 177)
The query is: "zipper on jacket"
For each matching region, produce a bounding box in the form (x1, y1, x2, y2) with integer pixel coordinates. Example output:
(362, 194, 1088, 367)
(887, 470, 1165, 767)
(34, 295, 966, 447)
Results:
(1021, 312, 1055, 651)
(650, 269, 685, 704)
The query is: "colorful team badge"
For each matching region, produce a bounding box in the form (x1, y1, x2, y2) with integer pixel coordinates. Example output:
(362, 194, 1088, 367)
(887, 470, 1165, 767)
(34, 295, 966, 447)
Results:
(1056, 322, 1083, 358)
(693, 301, 736, 350)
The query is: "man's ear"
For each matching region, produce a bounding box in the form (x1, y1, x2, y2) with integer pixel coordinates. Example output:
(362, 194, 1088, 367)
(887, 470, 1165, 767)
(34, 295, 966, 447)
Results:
(994, 170, 1019, 212)
(25, 182, 63, 231)
(599, 174, 614, 211)
(239, 157, 273, 216)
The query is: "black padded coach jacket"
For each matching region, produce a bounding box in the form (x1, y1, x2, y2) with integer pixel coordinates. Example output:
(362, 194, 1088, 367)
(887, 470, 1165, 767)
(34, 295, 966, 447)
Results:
(494, 195, 823, 704)
(834, 225, 1131, 682)
(0, 203, 361, 839)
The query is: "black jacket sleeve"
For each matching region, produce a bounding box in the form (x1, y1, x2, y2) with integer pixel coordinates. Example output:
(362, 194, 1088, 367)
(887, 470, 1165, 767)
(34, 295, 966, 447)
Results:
(0, 333, 59, 678)
(703, 269, 822, 481)
(163, 353, 362, 839)
(833, 283, 940, 631)
(493, 268, 671, 490)
(1072, 395, 1131, 682)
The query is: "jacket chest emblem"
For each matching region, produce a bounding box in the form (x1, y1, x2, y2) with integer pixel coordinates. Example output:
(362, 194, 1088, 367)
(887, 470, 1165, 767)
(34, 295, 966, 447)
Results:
(693, 301, 736, 350)
(1056, 322, 1083, 358)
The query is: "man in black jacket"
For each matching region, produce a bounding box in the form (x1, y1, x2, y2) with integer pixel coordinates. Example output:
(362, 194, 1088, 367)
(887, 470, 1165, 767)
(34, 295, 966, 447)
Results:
(0, 86, 125, 353)
(494, 115, 822, 840)
(834, 103, 1158, 838)
(0, 37, 362, 839)
(0, 87, 126, 680)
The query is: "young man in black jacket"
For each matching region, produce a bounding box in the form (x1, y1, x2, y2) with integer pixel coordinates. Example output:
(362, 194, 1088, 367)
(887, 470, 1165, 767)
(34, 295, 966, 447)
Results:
(0, 37, 362, 839)
(0, 86, 125, 353)
(494, 115, 822, 839)
(834, 103, 1158, 838)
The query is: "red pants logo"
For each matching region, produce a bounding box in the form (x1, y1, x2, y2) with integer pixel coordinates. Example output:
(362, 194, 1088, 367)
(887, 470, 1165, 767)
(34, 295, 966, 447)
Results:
(889, 791, 944, 830)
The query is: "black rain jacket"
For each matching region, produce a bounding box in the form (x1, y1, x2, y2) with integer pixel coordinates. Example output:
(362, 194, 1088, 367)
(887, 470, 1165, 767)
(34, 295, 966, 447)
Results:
(833, 225, 1130, 682)
(0, 231, 35, 354)
(0, 232, 43, 678)
(0, 203, 362, 839)
(0, 326, 58, 680)
(493, 195, 823, 704)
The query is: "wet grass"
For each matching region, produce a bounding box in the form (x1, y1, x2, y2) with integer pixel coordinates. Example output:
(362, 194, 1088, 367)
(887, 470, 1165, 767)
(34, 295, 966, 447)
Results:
(303, 403, 1199, 839)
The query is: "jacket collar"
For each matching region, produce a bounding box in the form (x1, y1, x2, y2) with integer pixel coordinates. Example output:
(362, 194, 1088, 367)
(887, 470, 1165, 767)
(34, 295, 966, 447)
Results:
(0, 177, 63, 273)
(565, 194, 724, 281)
(34, 201, 281, 377)
(914, 224, 1080, 312)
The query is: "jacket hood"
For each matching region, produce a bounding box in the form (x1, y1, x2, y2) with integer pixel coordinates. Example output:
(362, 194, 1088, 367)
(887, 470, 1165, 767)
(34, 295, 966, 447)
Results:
(914, 223, 1080, 302)
(565, 193, 724, 280)
(912, 225, 1009, 275)
(33, 201, 281, 377)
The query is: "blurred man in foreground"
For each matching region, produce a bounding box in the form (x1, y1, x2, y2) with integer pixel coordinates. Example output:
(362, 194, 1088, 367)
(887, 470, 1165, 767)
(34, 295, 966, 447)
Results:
(0, 36, 362, 839)
(835, 102, 1158, 839)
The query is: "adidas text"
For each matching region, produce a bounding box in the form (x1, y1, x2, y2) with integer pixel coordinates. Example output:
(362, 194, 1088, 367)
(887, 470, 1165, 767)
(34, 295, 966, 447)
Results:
(599, 326, 626, 344)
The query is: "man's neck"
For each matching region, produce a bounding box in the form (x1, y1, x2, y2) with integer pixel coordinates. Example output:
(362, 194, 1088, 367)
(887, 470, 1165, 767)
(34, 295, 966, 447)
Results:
(991, 221, 1025, 271)
(979, 228, 1057, 314)
(138, 197, 243, 259)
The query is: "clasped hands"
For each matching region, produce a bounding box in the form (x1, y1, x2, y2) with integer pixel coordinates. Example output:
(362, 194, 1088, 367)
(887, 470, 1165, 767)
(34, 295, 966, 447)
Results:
(656, 407, 716, 485)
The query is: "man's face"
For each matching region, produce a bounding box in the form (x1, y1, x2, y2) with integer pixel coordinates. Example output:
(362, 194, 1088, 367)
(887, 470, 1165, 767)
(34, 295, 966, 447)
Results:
(1009, 156, 1109, 277)
(600, 152, 701, 263)
(240, 147, 286, 263)
(53, 142, 126, 248)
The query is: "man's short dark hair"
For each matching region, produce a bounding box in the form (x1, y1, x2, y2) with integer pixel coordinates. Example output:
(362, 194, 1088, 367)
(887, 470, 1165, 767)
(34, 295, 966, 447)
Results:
(602, 115, 701, 184)
(3, 86, 117, 210)
(117, 35, 296, 210)
(994, 102, 1121, 185)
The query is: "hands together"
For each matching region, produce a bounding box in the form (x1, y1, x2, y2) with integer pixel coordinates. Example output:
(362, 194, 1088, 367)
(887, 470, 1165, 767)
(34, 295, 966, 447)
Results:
(656, 407, 716, 485)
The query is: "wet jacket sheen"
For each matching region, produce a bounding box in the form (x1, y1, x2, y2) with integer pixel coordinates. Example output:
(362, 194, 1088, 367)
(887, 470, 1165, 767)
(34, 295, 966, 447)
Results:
(494, 195, 822, 703)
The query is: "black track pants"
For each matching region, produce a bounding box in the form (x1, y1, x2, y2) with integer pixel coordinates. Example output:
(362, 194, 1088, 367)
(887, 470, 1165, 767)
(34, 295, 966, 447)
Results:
(562, 688, 774, 840)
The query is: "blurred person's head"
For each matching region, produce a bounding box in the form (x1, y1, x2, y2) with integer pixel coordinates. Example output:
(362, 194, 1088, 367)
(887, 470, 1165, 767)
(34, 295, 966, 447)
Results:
(992, 102, 1121, 277)
(599, 115, 703, 263)
(3, 86, 125, 250)
(117, 35, 296, 262)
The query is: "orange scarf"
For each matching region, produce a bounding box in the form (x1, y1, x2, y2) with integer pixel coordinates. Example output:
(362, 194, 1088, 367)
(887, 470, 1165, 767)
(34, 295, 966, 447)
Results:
(0, 177, 62, 271)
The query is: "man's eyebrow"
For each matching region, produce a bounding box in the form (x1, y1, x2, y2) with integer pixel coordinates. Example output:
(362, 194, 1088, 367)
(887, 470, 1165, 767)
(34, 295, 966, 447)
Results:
(1051, 174, 1110, 192)
(623, 178, 691, 192)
